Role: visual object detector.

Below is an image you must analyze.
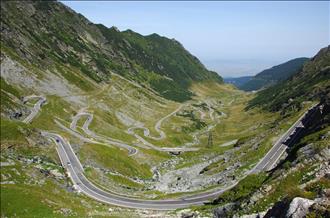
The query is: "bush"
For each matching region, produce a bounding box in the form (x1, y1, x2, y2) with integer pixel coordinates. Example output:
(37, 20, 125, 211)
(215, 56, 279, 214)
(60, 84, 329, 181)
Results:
(213, 173, 267, 204)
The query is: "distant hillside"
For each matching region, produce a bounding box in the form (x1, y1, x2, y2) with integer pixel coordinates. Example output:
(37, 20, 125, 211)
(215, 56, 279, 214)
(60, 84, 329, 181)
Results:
(224, 76, 252, 87)
(240, 58, 309, 91)
(0, 1, 222, 102)
(247, 46, 330, 112)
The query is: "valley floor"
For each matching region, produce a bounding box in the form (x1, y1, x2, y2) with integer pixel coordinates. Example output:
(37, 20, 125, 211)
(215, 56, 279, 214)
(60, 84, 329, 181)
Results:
(2, 66, 323, 216)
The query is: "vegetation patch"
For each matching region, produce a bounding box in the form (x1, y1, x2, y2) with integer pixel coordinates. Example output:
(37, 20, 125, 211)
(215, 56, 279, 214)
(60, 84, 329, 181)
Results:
(212, 173, 267, 205)
(79, 143, 152, 179)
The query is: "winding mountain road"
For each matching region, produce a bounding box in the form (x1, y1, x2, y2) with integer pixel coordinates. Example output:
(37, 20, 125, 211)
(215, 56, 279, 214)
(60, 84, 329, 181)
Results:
(127, 105, 183, 141)
(42, 131, 241, 210)
(23, 95, 319, 210)
(125, 105, 201, 152)
(22, 95, 46, 123)
(42, 104, 319, 210)
(70, 112, 137, 155)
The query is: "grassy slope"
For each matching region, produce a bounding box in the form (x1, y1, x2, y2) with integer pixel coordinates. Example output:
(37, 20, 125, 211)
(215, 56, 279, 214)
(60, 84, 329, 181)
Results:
(1, 1, 223, 102)
(1, 75, 323, 217)
(1, 4, 326, 214)
(0, 161, 134, 218)
(79, 143, 152, 179)
(247, 46, 330, 113)
(1, 47, 320, 215)
(240, 57, 308, 91)
(187, 49, 329, 216)
(0, 119, 29, 145)
(194, 126, 329, 217)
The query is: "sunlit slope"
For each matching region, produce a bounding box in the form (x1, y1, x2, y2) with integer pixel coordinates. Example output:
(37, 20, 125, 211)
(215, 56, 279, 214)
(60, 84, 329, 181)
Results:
(248, 46, 330, 112)
(1, 46, 318, 215)
(2, 59, 311, 200)
(1, 1, 222, 102)
(2, 0, 327, 216)
(1, 19, 319, 212)
(239, 57, 308, 91)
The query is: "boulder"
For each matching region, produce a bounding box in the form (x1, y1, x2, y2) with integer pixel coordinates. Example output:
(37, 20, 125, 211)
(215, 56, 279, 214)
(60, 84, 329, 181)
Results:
(286, 197, 315, 218)
(213, 203, 235, 218)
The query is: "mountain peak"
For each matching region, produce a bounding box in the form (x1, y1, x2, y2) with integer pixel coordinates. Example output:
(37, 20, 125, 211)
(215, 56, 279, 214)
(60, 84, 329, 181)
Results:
(1, 0, 222, 102)
(110, 26, 120, 32)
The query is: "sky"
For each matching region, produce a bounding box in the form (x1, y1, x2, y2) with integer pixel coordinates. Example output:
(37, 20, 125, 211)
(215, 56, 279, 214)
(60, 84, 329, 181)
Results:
(62, 1, 329, 77)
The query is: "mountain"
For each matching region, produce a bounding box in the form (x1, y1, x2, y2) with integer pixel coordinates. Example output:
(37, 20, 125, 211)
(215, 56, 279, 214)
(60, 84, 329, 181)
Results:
(240, 58, 309, 91)
(212, 47, 330, 217)
(247, 46, 330, 112)
(224, 76, 253, 87)
(1, 1, 329, 217)
(0, 1, 222, 102)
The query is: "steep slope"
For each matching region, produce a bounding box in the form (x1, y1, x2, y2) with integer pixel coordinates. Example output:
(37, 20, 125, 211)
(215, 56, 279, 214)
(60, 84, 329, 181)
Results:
(240, 57, 308, 91)
(212, 104, 330, 218)
(0, 1, 222, 102)
(210, 47, 330, 218)
(247, 46, 330, 112)
(1, 1, 328, 217)
(1, 1, 283, 215)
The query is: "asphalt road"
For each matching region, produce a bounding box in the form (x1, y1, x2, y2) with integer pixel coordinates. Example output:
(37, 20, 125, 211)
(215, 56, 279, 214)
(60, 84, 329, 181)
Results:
(22, 96, 46, 123)
(70, 112, 137, 155)
(41, 102, 319, 210)
(252, 103, 319, 173)
(42, 131, 239, 210)
(127, 105, 183, 141)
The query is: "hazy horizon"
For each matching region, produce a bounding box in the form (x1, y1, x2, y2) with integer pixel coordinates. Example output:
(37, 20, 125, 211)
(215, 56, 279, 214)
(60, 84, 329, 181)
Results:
(201, 58, 299, 78)
(62, 1, 329, 77)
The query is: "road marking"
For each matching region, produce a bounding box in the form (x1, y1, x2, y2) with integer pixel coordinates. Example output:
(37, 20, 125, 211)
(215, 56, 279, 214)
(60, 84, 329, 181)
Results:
(41, 103, 319, 209)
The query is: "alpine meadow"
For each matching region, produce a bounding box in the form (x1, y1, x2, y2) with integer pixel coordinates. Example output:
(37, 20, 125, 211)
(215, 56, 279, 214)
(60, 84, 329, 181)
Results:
(1, 1, 329, 218)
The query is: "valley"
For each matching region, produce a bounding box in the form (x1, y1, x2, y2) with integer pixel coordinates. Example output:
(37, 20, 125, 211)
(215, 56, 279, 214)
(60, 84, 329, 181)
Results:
(1, 1, 329, 217)
(39, 95, 320, 210)
(1, 67, 319, 210)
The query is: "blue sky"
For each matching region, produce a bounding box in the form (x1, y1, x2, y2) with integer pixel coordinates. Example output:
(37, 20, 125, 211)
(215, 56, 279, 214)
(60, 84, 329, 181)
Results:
(62, 1, 329, 77)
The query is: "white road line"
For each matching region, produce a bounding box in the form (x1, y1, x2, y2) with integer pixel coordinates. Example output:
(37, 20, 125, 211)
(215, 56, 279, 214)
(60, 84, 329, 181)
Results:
(41, 103, 319, 209)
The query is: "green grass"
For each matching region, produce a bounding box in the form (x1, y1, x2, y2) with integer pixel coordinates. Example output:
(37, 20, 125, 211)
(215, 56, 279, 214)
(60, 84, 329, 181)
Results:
(107, 174, 144, 189)
(30, 95, 75, 130)
(149, 114, 195, 147)
(0, 78, 24, 113)
(87, 109, 136, 143)
(1, 184, 57, 217)
(212, 104, 275, 146)
(0, 118, 60, 168)
(55, 65, 96, 92)
(300, 125, 330, 152)
(213, 173, 267, 205)
(0, 176, 119, 218)
(0, 118, 29, 144)
(249, 166, 317, 213)
(305, 177, 330, 195)
(173, 145, 229, 170)
(79, 143, 152, 179)
(2, 43, 323, 211)
(0, 78, 21, 98)
(189, 173, 268, 214)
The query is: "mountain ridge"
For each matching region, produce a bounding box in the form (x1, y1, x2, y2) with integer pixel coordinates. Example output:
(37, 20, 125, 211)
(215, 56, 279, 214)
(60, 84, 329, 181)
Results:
(1, 1, 329, 217)
(247, 46, 330, 112)
(1, 0, 222, 102)
(239, 57, 309, 91)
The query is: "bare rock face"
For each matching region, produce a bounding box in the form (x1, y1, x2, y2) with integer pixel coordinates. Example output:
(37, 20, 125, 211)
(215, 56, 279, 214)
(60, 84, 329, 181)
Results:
(213, 203, 236, 218)
(286, 197, 315, 218)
